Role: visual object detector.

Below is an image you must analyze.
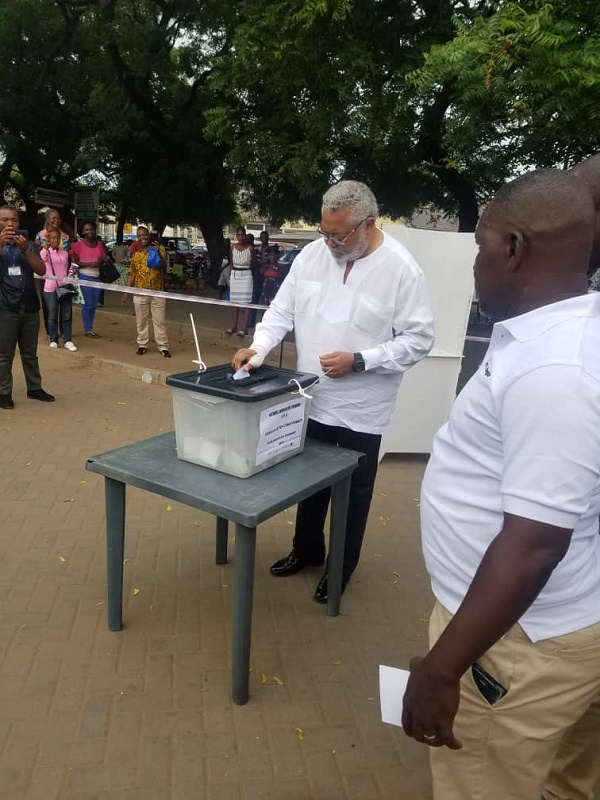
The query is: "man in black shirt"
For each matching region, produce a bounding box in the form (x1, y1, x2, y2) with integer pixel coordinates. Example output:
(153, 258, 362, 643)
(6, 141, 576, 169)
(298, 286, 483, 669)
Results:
(0, 206, 55, 409)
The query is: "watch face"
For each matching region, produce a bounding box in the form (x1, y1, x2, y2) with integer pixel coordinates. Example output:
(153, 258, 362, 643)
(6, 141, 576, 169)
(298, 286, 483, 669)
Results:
(353, 353, 365, 372)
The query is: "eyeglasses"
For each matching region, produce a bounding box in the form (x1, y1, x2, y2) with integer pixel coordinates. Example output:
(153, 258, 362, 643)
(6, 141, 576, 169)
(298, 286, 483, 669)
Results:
(317, 218, 368, 246)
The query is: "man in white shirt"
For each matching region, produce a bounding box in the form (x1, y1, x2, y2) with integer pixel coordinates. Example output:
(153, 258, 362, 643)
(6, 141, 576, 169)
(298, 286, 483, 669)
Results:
(233, 181, 434, 603)
(402, 169, 600, 800)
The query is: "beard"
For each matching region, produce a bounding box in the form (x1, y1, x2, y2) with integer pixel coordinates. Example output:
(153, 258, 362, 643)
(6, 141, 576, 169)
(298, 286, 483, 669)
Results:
(327, 231, 370, 264)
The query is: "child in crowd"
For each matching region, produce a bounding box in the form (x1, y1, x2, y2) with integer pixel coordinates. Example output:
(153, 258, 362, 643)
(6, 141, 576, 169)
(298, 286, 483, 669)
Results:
(40, 228, 77, 351)
(217, 263, 230, 300)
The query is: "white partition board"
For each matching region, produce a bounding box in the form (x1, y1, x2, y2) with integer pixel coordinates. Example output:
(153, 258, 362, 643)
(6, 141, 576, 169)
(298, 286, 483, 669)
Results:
(381, 225, 477, 455)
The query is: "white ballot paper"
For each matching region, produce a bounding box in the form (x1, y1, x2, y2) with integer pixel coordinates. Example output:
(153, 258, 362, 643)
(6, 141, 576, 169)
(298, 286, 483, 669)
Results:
(379, 664, 410, 727)
(232, 366, 251, 381)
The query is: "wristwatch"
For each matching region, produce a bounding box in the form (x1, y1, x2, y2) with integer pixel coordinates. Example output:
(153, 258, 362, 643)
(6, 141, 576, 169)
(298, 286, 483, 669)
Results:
(352, 352, 366, 373)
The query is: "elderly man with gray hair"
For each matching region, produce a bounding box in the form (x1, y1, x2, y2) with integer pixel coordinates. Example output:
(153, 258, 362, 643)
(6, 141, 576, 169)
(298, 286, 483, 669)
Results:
(233, 180, 434, 603)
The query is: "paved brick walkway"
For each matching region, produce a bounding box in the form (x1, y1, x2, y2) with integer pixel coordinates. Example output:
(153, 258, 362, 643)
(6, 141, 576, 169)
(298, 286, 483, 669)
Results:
(0, 299, 434, 799)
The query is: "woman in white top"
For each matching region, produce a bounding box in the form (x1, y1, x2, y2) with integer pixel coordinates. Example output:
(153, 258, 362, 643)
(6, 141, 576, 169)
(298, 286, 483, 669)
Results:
(226, 226, 254, 336)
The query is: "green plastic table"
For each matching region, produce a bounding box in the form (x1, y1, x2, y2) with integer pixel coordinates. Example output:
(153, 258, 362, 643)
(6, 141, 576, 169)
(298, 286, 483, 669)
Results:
(86, 432, 361, 704)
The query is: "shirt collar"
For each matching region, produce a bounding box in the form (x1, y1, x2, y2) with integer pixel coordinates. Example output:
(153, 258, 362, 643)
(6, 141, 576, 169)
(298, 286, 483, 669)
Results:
(494, 293, 600, 343)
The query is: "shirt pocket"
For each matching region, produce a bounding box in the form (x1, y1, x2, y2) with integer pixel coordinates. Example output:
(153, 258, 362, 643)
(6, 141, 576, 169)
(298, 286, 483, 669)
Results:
(295, 280, 322, 316)
(353, 295, 392, 339)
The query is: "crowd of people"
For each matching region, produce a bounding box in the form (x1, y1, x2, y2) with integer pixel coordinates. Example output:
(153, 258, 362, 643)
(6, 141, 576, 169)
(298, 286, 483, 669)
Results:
(0, 212, 173, 407)
(0, 213, 296, 407)
(0, 206, 112, 408)
(3, 166, 600, 797)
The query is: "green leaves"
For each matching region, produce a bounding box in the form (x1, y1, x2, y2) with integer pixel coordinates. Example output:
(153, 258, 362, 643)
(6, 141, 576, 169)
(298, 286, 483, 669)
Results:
(3, 0, 600, 238)
(412, 1, 600, 168)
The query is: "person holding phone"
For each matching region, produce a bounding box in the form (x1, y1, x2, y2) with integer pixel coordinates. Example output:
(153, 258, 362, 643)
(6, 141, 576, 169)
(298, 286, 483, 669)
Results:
(402, 171, 600, 800)
(0, 206, 55, 409)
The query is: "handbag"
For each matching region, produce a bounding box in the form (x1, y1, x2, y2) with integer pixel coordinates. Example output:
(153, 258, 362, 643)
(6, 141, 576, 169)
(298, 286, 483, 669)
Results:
(146, 246, 162, 269)
(99, 258, 120, 284)
(48, 252, 77, 299)
(56, 285, 77, 299)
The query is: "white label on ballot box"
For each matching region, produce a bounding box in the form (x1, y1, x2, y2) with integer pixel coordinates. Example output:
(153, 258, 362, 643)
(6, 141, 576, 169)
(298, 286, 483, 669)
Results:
(256, 397, 306, 466)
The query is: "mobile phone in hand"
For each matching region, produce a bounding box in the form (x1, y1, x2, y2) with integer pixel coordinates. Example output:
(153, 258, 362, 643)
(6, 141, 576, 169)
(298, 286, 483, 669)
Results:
(14, 229, 29, 238)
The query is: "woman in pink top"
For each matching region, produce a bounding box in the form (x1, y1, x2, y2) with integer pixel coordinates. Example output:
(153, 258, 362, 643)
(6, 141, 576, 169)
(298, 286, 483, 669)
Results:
(70, 221, 107, 337)
(40, 228, 77, 351)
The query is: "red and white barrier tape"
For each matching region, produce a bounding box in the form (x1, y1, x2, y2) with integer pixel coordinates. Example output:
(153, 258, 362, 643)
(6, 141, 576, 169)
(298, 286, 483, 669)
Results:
(39, 275, 492, 343)
(36, 274, 269, 311)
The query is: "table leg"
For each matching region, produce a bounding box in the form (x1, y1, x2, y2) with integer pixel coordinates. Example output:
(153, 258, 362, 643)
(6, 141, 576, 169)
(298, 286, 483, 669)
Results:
(215, 516, 229, 564)
(105, 477, 126, 631)
(232, 523, 256, 705)
(327, 474, 351, 617)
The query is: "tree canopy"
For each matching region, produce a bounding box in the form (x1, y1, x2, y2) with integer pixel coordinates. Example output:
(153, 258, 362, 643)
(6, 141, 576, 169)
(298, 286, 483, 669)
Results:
(412, 1, 600, 174)
(0, 0, 599, 248)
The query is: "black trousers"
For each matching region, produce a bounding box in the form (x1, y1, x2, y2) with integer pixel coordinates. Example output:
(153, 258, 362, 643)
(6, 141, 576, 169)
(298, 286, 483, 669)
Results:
(0, 307, 42, 395)
(293, 419, 382, 580)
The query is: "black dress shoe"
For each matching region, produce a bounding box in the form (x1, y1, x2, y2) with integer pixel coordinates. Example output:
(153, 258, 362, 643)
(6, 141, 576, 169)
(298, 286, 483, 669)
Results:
(27, 389, 55, 402)
(314, 572, 349, 604)
(136, 347, 147, 356)
(0, 394, 14, 409)
(161, 349, 171, 358)
(270, 550, 325, 577)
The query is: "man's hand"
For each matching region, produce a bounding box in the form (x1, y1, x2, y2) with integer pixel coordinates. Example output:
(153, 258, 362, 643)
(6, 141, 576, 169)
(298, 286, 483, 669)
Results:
(14, 234, 28, 253)
(121, 293, 128, 305)
(0, 227, 15, 247)
(319, 351, 354, 378)
(401, 656, 463, 750)
(232, 348, 257, 371)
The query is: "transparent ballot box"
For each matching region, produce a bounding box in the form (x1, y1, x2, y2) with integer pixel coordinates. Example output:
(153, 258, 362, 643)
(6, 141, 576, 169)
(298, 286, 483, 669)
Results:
(166, 365, 316, 478)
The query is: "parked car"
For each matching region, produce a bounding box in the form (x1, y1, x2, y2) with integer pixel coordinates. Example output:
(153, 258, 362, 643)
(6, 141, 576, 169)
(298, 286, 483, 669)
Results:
(160, 236, 209, 279)
(160, 235, 192, 255)
(276, 246, 302, 279)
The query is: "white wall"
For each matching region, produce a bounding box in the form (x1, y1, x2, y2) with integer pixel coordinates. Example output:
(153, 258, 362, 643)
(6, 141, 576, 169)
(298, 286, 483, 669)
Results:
(381, 225, 477, 455)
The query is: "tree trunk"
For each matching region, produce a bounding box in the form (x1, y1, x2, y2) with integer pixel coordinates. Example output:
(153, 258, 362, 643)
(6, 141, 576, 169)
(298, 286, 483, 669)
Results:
(417, 86, 480, 232)
(116, 203, 129, 244)
(429, 165, 479, 232)
(198, 204, 226, 288)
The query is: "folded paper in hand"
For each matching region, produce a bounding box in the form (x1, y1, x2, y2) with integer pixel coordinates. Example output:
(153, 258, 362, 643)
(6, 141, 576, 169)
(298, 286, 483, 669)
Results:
(379, 664, 410, 727)
(232, 366, 251, 381)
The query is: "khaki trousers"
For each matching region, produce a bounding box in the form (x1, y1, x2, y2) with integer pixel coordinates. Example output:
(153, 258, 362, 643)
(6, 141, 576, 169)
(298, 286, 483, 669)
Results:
(429, 602, 600, 800)
(133, 296, 168, 350)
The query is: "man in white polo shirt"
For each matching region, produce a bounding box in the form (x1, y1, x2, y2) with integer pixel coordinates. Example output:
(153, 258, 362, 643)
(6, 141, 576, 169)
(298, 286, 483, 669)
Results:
(402, 169, 600, 800)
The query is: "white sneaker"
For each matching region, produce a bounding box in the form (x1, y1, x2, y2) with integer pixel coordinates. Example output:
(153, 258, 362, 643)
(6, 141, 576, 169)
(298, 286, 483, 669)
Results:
(49, 342, 58, 349)
(64, 341, 78, 352)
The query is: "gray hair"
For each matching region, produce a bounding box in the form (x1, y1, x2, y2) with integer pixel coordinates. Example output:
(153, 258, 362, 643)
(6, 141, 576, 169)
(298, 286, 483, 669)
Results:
(44, 207, 60, 221)
(322, 180, 378, 222)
